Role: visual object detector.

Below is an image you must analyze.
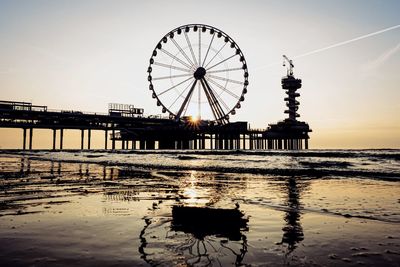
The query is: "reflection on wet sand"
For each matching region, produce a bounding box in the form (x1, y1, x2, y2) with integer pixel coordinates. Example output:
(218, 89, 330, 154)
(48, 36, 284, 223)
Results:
(12, 159, 309, 265)
(135, 173, 309, 266)
(135, 171, 250, 266)
(277, 177, 308, 258)
(138, 205, 249, 266)
(1, 155, 400, 266)
(172, 206, 248, 265)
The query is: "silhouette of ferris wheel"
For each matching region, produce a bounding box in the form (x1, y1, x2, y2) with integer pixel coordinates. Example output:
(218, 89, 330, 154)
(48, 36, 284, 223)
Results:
(147, 24, 249, 125)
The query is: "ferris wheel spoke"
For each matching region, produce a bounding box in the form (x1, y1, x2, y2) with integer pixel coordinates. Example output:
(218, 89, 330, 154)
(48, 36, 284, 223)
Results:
(184, 31, 198, 67)
(182, 89, 194, 117)
(168, 79, 195, 110)
(206, 67, 244, 74)
(198, 30, 201, 67)
(153, 61, 192, 73)
(197, 82, 201, 118)
(207, 74, 244, 85)
(176, 79, 198, 119)
(158, 76, 193, 96)
(206, 54, 236, 71)
(160, 48, 193, 70)
(171, 38, 196, 69)
(204, 42, 227, 69)
(205, 77, 240, 99)
(202, 33, 215, 68)
(152, 73, 193, 81)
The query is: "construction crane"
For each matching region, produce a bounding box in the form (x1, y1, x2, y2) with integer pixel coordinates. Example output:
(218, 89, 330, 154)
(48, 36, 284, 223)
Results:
(282, 55, 294, 76)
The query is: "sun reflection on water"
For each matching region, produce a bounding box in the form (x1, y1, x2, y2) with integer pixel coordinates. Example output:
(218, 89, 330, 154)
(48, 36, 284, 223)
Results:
(181, 171, 209, 205)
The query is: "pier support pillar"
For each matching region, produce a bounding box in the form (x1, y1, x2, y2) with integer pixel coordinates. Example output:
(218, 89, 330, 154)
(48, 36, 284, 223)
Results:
(140, 140, 146, 150)
(29, 128, 33, 150)
(52, 129, 56, 150)
(219, 136, 224, 150)
(112, 129, 115, 150)
(193, 137, 197, 150)
(81, 129, 84, 150)
(23, 128, 27, 150)
(60, 129, 64, 150)
(88, 129, 91, 150)
(305, 139, 308, 149)
(104, 130, 108, 150)
(146, 140, 155, 150)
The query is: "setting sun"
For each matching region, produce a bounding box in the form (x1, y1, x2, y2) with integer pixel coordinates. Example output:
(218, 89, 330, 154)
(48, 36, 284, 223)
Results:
(190, 116, 200, 124)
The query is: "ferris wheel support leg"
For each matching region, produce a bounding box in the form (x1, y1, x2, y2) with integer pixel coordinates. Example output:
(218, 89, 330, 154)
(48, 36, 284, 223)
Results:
(176, 80, 198, 120)
(200, 78, 227, 124)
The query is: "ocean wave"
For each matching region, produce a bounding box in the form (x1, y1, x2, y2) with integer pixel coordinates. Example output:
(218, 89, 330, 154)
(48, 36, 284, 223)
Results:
(7, 154, 400, 181)
(2, 148, 400, 160)
(298, 161, 353, 168)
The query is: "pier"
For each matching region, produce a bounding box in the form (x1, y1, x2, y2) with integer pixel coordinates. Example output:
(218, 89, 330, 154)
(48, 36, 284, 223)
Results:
(0, 26, 311, 150)
(0, 99, 310, 150)
(0, 56, 311, 151)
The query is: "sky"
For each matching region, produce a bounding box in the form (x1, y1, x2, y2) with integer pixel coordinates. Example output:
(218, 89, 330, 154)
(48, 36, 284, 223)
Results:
(0, 0, 399, 149)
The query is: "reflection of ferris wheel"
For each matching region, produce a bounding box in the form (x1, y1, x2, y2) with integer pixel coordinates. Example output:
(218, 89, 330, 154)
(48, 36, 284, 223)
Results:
(147, 24, 249, 125)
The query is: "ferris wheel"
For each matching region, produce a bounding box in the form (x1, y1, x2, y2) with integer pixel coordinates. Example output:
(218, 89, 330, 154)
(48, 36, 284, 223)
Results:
(147, 24, 249, 125)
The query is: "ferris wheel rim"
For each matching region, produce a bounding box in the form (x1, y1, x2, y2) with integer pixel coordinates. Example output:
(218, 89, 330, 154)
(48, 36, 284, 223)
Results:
(147, 23, 249, 123)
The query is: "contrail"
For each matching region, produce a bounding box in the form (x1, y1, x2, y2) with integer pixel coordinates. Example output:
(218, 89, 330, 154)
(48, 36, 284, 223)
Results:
(253, 24, 400, 72)
(294, 24, 400, 59)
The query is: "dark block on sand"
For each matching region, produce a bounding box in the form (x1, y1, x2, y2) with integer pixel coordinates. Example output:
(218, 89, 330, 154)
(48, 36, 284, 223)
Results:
(171, 205, 248, 241)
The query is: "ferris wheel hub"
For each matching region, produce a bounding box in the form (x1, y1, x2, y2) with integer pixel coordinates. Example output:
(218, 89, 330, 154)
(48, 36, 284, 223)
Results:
(193, 67, 206, 80)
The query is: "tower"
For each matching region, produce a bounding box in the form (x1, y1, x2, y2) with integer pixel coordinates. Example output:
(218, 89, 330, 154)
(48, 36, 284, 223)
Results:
(263, 55, 312, 150)
(282, 76, 301, 121)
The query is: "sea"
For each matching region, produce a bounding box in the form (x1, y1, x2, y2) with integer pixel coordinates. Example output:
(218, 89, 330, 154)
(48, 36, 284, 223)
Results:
(0, 149, 399, 266)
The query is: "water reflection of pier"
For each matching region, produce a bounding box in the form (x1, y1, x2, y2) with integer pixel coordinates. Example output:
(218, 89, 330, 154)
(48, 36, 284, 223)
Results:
(278, 176, 309, 260)
(138, 205, 249, 266)
(135, 174, 310, 266)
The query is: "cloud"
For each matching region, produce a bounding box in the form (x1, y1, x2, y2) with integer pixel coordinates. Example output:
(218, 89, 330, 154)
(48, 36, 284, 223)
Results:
(364, 41, 400, 71)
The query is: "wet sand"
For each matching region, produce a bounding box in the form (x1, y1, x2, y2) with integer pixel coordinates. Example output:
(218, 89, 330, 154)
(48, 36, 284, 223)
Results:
(0, 154, 399, 266)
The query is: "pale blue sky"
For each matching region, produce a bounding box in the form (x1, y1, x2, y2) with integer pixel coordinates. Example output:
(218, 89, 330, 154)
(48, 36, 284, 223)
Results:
(0, 0, 399, 148)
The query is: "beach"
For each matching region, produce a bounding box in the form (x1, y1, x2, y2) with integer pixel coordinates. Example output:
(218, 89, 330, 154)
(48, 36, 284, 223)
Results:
(0, 150, 399, 266)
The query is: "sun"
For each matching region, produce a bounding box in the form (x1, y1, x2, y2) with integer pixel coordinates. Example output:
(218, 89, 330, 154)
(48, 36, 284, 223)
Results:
(190, 116, 200, 124)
